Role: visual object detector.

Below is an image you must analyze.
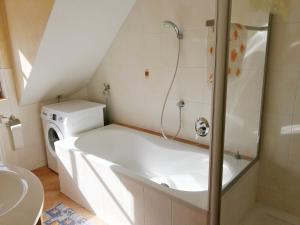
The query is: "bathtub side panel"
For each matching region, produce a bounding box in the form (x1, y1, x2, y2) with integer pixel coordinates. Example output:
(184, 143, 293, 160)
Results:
(56, 140, 209, 225)
(172, 201, 208, 225)
(56, 145, 145, 225)
(144, 187, 172, 225)
(56, 145, 96, 212)
(91, 159, 145, 225)
(221, 162, 259, 225)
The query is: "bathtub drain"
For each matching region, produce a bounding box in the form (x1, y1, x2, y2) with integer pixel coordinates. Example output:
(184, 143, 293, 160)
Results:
(161, 183, 170, 188)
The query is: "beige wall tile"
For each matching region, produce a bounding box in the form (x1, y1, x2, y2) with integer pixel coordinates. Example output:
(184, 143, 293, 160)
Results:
(267, 23, 300, 72)
(172, 201, 207, 225)
(144, 187, 172, 225)
(257, 0, 300, 217)
(140, 0, 163, 34)
(256, 185, 286, 210)
(272, 0, 300, 24)
(258, 113, 292, 206)
(287, 104, 300, 174)
(87, 0, 259, 157)
(293, 74, 300, 119)
(221, 163, 259, 225)
(101, 173, 145, 225)
(178, 28, 207, 68)
(283, 110, 300, 216)
(161, 0, 214, 30)
(264, 70, 298, 116)
(0, 69, 47, 170)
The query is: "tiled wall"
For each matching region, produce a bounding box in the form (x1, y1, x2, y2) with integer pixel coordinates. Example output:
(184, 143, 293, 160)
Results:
(221, 163, 259, 225)
(87, 0, 215, 145)
(87, 0, 267, 158)
(0, 69, 47, 170)
(257, 0, 300, 217)
(0, 2, 50, 170)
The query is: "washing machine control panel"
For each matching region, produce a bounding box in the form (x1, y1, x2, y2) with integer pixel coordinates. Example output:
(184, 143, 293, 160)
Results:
(42, 110, 64, 123)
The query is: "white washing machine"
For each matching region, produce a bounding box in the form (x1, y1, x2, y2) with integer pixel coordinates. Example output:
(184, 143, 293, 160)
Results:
(41, 100, 106, 172)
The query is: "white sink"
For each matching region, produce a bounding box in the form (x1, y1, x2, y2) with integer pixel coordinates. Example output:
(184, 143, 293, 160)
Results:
(0, 170, 28, 216)
(0, 163, 44, 225)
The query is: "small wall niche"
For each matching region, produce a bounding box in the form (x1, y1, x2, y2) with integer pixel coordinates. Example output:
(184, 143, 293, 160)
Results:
(0, 82, 3, 99)
(0, 76, 6, 100)
(0, 73, 9, 102)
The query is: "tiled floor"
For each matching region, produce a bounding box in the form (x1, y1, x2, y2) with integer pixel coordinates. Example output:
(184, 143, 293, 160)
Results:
(32, 166, 107, 225)
(240, 203, 300, 225)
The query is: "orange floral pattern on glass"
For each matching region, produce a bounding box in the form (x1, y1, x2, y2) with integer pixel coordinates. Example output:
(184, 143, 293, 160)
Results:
(228, 23, 247, 77)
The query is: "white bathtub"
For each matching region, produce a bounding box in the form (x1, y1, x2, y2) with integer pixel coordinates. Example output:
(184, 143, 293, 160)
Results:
(56, 124, 250, 225)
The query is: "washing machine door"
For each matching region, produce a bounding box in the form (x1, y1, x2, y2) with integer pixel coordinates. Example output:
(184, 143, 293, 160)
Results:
(46, 123, 64, 157)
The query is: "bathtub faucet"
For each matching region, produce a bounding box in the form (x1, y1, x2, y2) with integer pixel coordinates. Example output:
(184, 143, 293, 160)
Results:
(235, 151, 241, 160)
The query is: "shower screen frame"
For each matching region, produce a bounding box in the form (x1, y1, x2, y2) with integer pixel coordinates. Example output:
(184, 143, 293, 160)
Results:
(221, 14, 273, 194)
(208, 0, 273, 224)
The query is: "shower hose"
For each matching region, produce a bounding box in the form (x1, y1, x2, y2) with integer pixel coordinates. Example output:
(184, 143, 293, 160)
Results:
(160, 38, 183, 140)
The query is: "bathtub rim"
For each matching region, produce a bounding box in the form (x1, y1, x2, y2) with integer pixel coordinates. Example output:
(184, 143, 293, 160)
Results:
(116, 123, 254, 161)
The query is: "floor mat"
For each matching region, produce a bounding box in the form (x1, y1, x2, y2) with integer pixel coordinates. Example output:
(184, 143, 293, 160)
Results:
(43, 203, 92, 225)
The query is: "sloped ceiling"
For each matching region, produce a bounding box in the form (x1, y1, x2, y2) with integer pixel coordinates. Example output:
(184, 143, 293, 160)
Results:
(20, 0, 135, 105)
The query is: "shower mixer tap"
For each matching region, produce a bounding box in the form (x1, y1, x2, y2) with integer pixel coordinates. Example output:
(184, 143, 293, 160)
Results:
(195, 117, 210, 138)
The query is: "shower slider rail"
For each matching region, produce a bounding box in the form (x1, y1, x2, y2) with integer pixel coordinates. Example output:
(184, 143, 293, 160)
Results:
(206, 19, 268, 31)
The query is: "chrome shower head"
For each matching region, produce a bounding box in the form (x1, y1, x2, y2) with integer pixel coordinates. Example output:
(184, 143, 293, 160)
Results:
(163, 20, 183, 39)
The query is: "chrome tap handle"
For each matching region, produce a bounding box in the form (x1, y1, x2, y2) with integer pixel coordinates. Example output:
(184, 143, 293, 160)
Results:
(195, 117, 210, 138)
